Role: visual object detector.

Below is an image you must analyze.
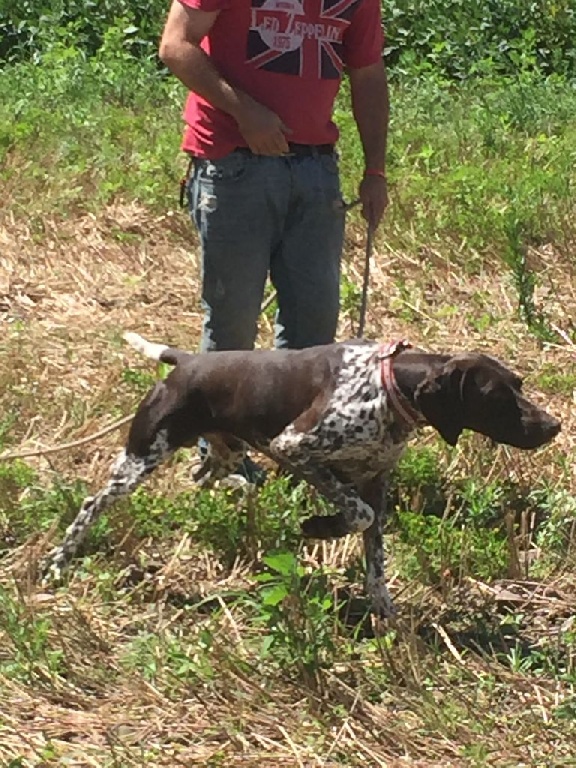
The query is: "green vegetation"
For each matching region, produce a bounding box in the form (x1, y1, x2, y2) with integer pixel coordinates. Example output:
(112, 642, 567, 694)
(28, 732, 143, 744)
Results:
(0, 4, 575, 766)
(2, 19, 575, 335)
(384, 0, 576, 79)
(4, 0, 576, 79)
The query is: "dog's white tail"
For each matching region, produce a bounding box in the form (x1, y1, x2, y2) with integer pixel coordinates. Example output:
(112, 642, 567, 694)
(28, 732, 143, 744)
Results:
(123, 332, 169, 362)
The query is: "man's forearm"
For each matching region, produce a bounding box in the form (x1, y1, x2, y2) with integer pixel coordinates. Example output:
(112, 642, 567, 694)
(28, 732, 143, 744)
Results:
(160, 39, 254, 122)
(160, 32, 289, 155)
(349, 60, 389, 172)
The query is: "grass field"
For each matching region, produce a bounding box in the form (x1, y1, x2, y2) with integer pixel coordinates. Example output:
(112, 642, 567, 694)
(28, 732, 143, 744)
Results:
(0, 48, 575, 766)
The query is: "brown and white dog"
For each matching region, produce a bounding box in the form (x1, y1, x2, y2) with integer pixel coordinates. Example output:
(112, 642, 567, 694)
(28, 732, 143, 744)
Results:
(42, 334, 560, 616)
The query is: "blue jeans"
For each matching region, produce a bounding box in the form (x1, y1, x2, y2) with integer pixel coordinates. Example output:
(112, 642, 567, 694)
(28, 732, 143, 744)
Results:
(188, 149, 345, 351)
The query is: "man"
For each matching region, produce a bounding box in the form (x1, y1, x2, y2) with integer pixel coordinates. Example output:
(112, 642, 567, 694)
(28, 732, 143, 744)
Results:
(160, 0, 389, 480)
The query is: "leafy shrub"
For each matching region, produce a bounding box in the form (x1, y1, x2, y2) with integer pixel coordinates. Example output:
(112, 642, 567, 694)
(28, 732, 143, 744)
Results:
(3, 0, 576, 80)
(0, 0, 166, 63)
(384, 0, 576, 79)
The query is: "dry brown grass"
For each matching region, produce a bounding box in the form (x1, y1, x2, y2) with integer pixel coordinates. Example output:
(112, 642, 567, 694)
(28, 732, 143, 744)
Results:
(1, 202, 573, 483)
(0, 204, 575, 766)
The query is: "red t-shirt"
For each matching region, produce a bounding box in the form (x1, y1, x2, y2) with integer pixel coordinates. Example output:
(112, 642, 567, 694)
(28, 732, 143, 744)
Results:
(178, 0, 384, 158)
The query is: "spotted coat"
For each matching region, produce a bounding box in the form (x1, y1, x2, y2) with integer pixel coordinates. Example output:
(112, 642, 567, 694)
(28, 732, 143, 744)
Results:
(269, 342, 416, 616)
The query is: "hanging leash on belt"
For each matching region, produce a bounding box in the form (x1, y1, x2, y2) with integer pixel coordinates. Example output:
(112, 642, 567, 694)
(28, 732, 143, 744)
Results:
(179, 156, 194, 208)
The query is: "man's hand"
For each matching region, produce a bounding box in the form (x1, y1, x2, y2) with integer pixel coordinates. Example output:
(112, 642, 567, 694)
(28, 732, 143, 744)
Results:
(358, 173, 389, 229)
(235, 96, 291, 155)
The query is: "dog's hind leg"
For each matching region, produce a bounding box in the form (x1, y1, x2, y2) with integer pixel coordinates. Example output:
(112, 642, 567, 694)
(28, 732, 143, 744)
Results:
(191, 433, 246, 487)
(42, 429, 173, 583)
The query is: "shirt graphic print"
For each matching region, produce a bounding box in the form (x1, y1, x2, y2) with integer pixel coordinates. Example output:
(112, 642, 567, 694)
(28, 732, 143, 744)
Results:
(247, 0, 360, 79)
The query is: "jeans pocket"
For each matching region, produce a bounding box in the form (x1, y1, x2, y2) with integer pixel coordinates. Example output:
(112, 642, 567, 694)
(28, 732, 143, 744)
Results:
(320, 152, 340, 176)
(316, 153, 343, 210)
(194, 151, 250, 184)
(189, 153, 259, 242)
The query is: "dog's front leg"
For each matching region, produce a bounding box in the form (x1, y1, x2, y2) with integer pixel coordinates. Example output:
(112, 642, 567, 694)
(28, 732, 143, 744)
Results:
(270, 429, 376, 536)
(360, 475, 396, 618)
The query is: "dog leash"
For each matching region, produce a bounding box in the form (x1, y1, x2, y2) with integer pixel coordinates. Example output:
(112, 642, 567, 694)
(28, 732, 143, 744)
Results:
(0, 415, 135, 462)
(0, 239, 373, 462)
(342, 197, 373, 339)
(357, 222, 374, 339)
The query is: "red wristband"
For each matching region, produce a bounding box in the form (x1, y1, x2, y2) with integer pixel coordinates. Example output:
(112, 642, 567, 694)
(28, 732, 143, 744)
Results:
(364, 169, 387, 179)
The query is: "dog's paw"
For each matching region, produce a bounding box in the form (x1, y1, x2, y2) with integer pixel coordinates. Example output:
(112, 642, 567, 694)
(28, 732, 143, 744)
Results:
(301, 512, 350, 540)
(372, 600, 397, 620)
(370, 587, 397, 619)
(218, 473, 251, 490)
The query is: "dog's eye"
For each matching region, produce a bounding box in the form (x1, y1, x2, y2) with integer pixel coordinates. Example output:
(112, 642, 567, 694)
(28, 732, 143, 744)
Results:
(488, 382, 517, 405)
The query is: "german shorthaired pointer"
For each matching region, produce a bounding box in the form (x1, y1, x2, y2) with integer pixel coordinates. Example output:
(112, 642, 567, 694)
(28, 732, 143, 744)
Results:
(42, 334, 560, 616)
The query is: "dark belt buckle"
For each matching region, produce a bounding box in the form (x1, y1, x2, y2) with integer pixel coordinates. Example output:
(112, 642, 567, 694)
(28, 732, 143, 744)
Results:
(287, 143, 309, 156)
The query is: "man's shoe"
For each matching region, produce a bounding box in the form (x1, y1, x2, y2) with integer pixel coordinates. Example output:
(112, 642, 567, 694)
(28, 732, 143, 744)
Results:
(236, 455, 267, 487)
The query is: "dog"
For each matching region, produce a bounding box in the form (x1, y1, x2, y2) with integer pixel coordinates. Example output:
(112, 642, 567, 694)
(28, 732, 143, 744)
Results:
(42, 334, 560, 616)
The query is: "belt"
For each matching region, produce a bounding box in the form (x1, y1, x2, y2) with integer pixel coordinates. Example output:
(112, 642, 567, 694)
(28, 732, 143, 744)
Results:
(235, 143, 335, 157)
(286, 142, 334, 156)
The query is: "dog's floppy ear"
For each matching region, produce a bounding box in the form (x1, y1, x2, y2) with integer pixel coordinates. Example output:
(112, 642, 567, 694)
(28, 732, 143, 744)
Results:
(414, 364, 465, 446)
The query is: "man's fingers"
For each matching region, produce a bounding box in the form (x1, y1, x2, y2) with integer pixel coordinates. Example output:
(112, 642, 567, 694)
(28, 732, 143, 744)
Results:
(249, 133, 290, 155)
(358, 175, 389, 228)
(236, 100, 291, 155)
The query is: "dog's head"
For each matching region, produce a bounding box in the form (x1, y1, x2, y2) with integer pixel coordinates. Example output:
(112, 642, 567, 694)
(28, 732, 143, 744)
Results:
(414, 353, 561, 449)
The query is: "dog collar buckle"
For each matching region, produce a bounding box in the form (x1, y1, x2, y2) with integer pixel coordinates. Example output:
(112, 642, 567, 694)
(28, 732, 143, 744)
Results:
(377, 339, 412, 360)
